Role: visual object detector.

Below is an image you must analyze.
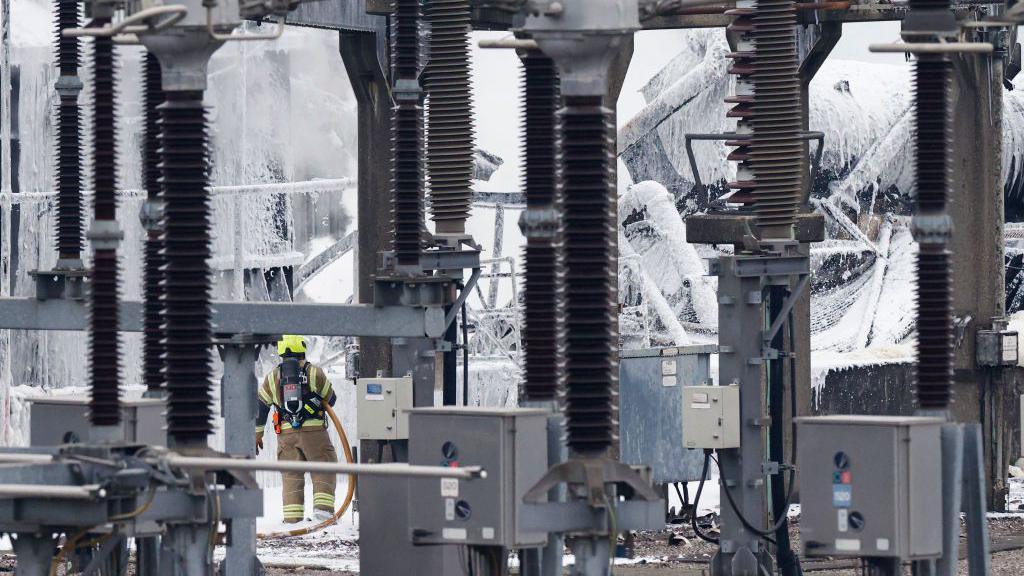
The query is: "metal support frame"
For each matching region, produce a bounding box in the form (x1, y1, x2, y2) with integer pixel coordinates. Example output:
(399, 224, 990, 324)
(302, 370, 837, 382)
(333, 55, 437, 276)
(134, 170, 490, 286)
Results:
(218, 337, 268, 576)
(0, 297, 448, 338)
(713, 252, 810, 576)
(11, 532, 55, 576)
(519, 402, 567, 576)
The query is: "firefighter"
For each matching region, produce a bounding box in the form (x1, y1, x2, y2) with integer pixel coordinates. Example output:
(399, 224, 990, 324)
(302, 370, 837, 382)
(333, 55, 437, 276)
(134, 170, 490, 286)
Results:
(256, 335, 339, 523)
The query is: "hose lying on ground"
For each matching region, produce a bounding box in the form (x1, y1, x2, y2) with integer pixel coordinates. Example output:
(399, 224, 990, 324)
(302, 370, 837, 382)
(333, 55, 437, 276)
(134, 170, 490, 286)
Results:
(258, 403, 356, 539)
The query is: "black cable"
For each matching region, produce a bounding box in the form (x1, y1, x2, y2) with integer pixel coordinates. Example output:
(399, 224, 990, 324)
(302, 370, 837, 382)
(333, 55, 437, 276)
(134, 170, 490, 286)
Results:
(673, 482, 687, 516)
(691, 452, 719, 544)
(788, 307, 798, 461)
(462, 299, 470, 406)
(774, 295, 802, 576)
(711, 454, 796, 544)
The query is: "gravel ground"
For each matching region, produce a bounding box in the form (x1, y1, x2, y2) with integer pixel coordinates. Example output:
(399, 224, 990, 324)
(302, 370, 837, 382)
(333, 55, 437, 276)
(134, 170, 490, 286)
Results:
(0, 517, 1017, 574)
(259, 516, 1024, 576)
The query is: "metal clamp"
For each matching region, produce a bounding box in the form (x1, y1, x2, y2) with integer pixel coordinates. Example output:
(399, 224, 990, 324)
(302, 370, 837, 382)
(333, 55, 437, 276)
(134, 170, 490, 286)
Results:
(912, 213, 953, 243)
(55, 76, 84, 98)
(393, 78, 423, 102)
(519, 206, 559, 239)
(87, 220, 125, 250)
(139, 199, 165, 231)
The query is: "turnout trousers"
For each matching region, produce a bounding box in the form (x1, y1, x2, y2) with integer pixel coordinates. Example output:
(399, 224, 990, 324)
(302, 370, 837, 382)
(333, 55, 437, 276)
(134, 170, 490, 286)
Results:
(277, 427, 338, 522)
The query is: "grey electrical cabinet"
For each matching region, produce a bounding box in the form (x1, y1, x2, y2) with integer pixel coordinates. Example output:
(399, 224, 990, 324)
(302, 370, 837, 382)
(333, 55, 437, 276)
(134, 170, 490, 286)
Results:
(796, 415, 944, 559)
(619, 345, 716, 483)
(681, 384, 740, 449)
(356, 376, 413, 440)
(29, 396, 166, 447)
(408, 407, 548, 548)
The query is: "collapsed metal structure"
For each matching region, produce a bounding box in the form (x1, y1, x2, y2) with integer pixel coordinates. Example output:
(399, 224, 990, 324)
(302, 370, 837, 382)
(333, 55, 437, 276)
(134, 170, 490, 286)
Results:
(0, 0, 1017, 574)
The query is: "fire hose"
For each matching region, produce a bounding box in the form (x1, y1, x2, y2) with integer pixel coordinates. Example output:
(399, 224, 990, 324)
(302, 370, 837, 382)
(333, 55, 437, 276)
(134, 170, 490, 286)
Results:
(258, 403, 356, 539)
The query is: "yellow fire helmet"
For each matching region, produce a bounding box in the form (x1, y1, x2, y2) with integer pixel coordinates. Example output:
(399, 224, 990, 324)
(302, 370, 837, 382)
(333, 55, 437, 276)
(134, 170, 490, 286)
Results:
(277, 334, 308, 356)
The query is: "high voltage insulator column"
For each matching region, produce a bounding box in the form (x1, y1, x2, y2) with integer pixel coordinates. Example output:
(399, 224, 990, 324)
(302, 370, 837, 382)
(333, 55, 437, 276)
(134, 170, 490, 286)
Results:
(87, 24, 123, 440)
(517, 48, 562, 576)
(159, 89, 213, 446)
(424, 0, 474, 236)
(725, 0, 802, 238)
(138, 52, 164, 576)
(518, 50, 560, 406)
(141, 23, 226, 574)
(524, 5, 662, 575)
(424, 0, 474, 408)
(138, 53, 164, 571)
(907, 0, 955, 415)
(558, 95, 618, 456)
(54, 0, 84, 269)
(142, 52, 166, 397)
(392, 0, 426, 270)
(711, 0, 805, 574)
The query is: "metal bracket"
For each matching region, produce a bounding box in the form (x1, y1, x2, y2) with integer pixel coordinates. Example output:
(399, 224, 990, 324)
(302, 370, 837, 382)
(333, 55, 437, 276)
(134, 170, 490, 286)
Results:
(27, 268, 88, 301)
(81, 530, 126, 576)
(445, 267, 481, 329)
(523, 457, 661, 507)
(732, 255, 810, 278)
(684, 131, 825, 193)
(763, 273, 811, 345)
(519, 500, 664, 534)
(381, 248, 482, 274)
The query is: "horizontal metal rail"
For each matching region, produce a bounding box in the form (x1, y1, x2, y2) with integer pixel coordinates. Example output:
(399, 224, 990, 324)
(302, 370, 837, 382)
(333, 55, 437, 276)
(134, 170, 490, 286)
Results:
(0, 483, 103, 500)
(0, 179, 352, 204)
(0, 453, 59, 465)
(164, 455, 486, 479)
(0, 298, 447, 338)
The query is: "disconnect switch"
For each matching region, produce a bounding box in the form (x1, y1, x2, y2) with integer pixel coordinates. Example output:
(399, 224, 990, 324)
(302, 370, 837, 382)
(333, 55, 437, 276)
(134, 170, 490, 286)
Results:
(682, 385, 740, 449)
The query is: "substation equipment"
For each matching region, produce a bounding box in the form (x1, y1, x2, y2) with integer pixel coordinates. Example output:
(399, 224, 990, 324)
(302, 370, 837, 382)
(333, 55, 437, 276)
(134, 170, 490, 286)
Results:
(0, 0, 1016, 574)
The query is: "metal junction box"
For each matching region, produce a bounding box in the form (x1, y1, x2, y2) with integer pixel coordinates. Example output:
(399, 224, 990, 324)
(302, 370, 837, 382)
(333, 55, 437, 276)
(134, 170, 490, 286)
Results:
(357, 376, 413, 440)
(796, 416, 943, 559)
(29, 396, 166, 446)
(408, 407, 548, 548)
(619, 345, 716, 483)
(976, 328, 1019, 367)
(681, 384, 740, 449)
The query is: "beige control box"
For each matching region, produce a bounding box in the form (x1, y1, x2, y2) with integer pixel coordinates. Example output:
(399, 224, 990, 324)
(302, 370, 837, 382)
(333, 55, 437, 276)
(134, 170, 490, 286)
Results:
(357, 377, 414, 440)
(681, 385, 740, 449)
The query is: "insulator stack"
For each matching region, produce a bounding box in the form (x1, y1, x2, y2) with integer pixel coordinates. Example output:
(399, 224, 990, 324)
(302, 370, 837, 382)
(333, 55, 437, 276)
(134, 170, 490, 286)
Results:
(558, 96, 618, 455)
(911, 51, 954, 410)
(54, 0, 83, 261)
(392, 0, 425, 267)
(143, 52, 166, 395)
(161, 90, 214, 445)
(519, 51, 561, 403)
(88, 32, 121, 427)
(725, 0, 802, 239)
(424, 0, 474, 234)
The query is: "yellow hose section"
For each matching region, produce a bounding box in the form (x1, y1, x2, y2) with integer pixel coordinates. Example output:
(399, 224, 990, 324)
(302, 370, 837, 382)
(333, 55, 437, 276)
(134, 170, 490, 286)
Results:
(258, 403, 356, 539)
